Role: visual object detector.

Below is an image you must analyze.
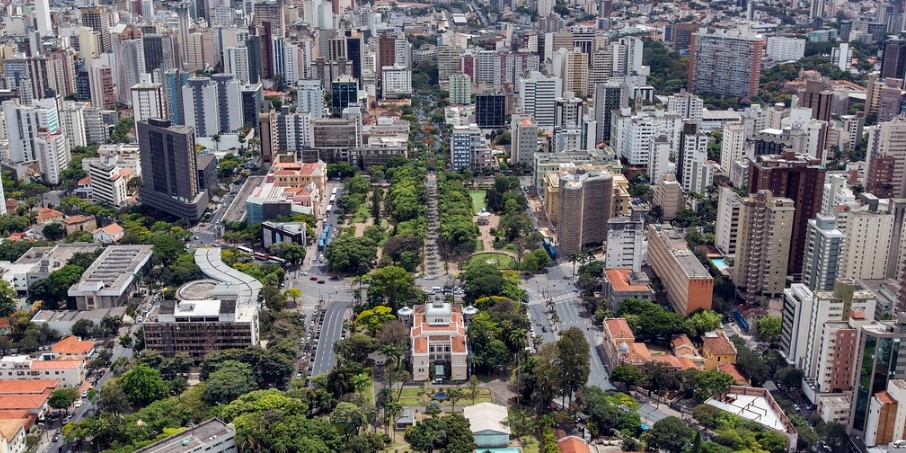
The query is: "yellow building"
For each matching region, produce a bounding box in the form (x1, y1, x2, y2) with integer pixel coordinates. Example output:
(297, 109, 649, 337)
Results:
(701, 331, 738, 370)
(270, 155, 328, 195)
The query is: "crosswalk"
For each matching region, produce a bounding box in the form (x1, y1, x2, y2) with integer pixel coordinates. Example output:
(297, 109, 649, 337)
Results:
(539, 291, 579, 304)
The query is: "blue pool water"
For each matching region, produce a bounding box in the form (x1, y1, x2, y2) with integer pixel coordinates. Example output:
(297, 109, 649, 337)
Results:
(711, 258, 728, 269)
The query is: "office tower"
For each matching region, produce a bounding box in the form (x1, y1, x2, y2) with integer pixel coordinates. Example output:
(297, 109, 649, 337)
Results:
(240, 83, 264, 130)
(688, 27, 763, 98)
(795, 75, 846, 122)
(733, 190, 795, 303)
(802, 213, 845, 291)
(212, 74, 242, 133)
(80, 7, 112, 53)
(253, 1, 285, 38)
(648, 134, 672, 181)
(748, 152, 826, 275)
(143, 34, 176, 75)
(765, 36, 806, 61)
(330, 76, 357, 115)
(519, 71, 562, 128)
(449, 74, 471, 105)
(35, 132, 69, 185)
(593, 81, 626, 143)
(137, 118, 210, 221)
(715, 186, 742, 256)
(258, 107, 277, 164)
(647, 224, 714, 316)
(866, 117, 906, 198)
(476, 94, 507, 128)
(555, 92, 584, 128)
(182, 77, 218, 137)
(840, 208, 895, 280)
(345, 33, 363, 81)
(296, 80, 323, 117)
(881, 38, 906, 81)
(34, 0, 51, 35)
(437, 45, 463, 86)
(60, 101, 87, 149)
(719, 122, 748, 171)
(88, 58, 115, 109)
(849, 314, 906, 436)
(224, 46, 251, 84)
(131, 80, 168, 123)
(111, 24, 146, 107)
(244, 35, 261, 83)
(83, 107, 107, 145)
(676, 122, 712, 194)
(606, 208, 646, 272)
(185, 30, 216, 72)
(378, 33, 397, 78)
(273, 38, 300, 86)
(557, 168, 613, 257)
(666, 91, 704, 123)
(450, 124, 482, 171)
(511, 115, 538, 166)
(653, 173, 685, 221)
(875, 79, 905, 123)
(251, 24, 275, 80)
(810, 0, 825, 19)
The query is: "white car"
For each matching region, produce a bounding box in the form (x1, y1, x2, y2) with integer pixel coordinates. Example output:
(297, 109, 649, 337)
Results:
(74, 400, 83, 408)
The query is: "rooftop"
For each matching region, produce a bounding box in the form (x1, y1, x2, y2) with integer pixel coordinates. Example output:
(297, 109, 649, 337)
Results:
(703, 331, 737, 356)
(557, 436, 591, 453)
(462, 402, 510, 435)
(51, 337, 94, 356)
(0, 417, 25, 441)
(604, 318, 635, 340)
(605, 269, 653, 293)
(134, 418, 235, 453)
(68, 245, 153, 297)
(191, 248, 262, 322)
(0, 380, 59, 395)
(649, 225, 712, 278)
(31, 307, 126, 325)
(706, 386, 797, 438)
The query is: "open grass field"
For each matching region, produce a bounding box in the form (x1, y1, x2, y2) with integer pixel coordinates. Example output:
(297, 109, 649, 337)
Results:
(396, 386, 493, 406)
(470, 190, 486, 214)
(467, 252, 514, 269)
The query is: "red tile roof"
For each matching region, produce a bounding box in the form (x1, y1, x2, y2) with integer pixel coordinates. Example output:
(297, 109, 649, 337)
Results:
(558, 436, 591, 453)
(0, 380, 59, 395)
(51, 336, 94, 355)
(703, 332, 737, 357)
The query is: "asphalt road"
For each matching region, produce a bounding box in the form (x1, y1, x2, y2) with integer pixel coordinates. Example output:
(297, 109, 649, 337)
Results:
(527, 303, 557, 345)
(310, 301, 352, 377)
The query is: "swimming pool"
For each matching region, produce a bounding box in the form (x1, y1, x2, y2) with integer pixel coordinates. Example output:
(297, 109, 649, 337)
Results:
(710, 258, 729, 269)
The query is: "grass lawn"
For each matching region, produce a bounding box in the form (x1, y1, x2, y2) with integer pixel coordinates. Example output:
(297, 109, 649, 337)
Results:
(351, 202, 370, 223)
(475, 239, 484, 251)
(516, 436, 540, 453)
(396, 386, 493, 406)
(468, 252, 514, 269)
(470, 190, 486, 214)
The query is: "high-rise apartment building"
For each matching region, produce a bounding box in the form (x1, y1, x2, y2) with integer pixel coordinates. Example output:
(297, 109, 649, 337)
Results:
(733, 190, 795, 303)
(511, 115, 539, 166)
(35, 132, 69, 186)
(137, 118, 210, 221)
(164, 70, 189, 125)
(80, 7, 112, 52)
(802, 213, 845, 291)
(437, 45, 463, 87)
(881, 38, 906, 81)
(60, 101, 87, 149)
(676, 122, 713, 194)
(3, 98, 59, 165)
(719, 122, 749, 171)
(142, 34, 177, 75)
(647, 224, 714, 316)
(519, 71, 563, 129)
(296, 80, 324, 118)
(765, 36, 806, 62)
(748, 152, 826, 275)
(688, 27, 763, 98)
(653, 173, 685, 221)
(593, 81, 627, 143)
(450, 124, 482, 172)
(182, 77, 218, 138)
(88, 59, 115, 109)
(841, 208, 895, 280)
(211, 74, 242, 134)
(605, 208, 646, 272)
(715, 186, 743, 256)
(557, 168, 613, 256)
(131, 80, 167, 123)
(449, 74, 471, 105)
(111, 24, 146, 107)
(666, 91, 704, 123)
(866, 117, 906, 198)
(849, 313, 906, 436)
(224, 46, 251, 84)
(273, 38, 300, 85)
(561, 50, 588, 96)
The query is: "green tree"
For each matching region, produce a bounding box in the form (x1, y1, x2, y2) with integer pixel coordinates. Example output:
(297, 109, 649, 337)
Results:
(405, 414, 475, 453)
(692, 370, 734, 402)
(120, 364, 167, 406)
(272, 242, 306, 267)
(260, 285, 288, 311)
(325, 237, 377, 275)
(48, 387, 79, 412)
(71, 319, 95, 338)
(0, 280, 16, 317)
(284, 288, 302, 306)
(610, 364, 646, 388)
(335, 333, 376, 364)
(43, 223, 66, 240)
(329, 402, 366, 439)
(202, 360, 258, 405)
(355, 305, 396, 335)
(366, 265, 417, 311)
(686, 310, 722, 337)
(757, 314, 782, 344)
(557, 327, 590, 404)
(459, 264, 507, 303)
(647, 416, 695, 453)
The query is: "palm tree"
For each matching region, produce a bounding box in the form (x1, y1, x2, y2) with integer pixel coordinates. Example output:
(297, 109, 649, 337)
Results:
(447, 387, 464, 413)
(211, 134, 221, 151)
(569, 252, 581, 278)
(507, 327, 528, 352)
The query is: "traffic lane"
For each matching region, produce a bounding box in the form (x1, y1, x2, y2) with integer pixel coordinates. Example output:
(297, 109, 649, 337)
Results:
(310, 301, 352, 376)
(554, 299, 614, 391)
(528, 303, 557, 345)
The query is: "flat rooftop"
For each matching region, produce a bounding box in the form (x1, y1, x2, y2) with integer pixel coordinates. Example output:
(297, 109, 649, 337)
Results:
(134, 418, 234, 453)
(194, 248, 262, 307)
(68, 246, 153, 297)
(706, 388, 795, 435)
(32, 307, 126, 324)
(13, 244, 100, 265)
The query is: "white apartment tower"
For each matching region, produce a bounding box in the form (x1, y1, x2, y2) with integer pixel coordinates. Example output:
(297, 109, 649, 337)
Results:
(511, 114, 539, 166)
(840, 209, 894, 280)
(131, 80, 168, 123)
(715, 186, 742, 256)
(224, 46, 251, 84)
(720, 122, 749, 172)
(60, 101, 87, 150)
(802, 213, 845, 292)
(519, 71, 563, 129)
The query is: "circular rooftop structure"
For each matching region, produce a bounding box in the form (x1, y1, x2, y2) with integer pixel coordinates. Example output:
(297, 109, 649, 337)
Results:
(177, 280, 221, 301)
